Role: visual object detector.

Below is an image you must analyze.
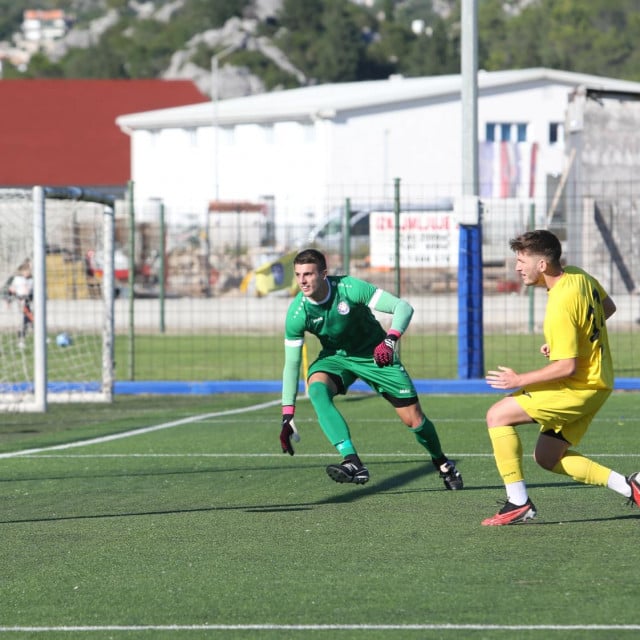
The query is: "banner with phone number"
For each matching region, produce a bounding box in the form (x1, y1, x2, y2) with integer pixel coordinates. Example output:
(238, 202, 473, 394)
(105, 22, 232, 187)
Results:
(369, 211, 459, 268)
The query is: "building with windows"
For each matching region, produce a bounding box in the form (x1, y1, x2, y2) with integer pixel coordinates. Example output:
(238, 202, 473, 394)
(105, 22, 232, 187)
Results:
(115, 68, 640, 244)
(22, 9, 69, 42)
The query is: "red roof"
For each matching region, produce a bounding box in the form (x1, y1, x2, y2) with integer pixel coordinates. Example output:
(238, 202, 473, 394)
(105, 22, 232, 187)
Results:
(0, 79, 209, 188)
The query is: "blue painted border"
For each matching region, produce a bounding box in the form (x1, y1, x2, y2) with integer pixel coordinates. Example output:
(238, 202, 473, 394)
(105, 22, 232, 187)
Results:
(4, 379, 639, 396)
(113, 378, 640, 395)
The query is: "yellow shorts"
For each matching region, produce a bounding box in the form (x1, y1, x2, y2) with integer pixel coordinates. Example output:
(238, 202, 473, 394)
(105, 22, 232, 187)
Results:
(512, 382, 612, 446)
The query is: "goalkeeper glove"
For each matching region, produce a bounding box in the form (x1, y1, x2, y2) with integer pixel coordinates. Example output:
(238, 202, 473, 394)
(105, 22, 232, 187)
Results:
(373, 330, 401, 367)
(280, 407, 300, 455)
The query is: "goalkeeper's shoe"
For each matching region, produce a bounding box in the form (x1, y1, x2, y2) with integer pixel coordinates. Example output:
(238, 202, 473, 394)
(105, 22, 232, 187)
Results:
(627, 472, 640, 508)
(326, 459, 370, 485)
(481, 499, 537, 526)
(438, 460, 463, 490)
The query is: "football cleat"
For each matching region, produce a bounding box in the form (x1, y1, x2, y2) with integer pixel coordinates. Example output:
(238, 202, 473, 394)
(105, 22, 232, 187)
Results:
(627, 472, 640, 508)
(439, 460, 463, 490)
(326, 459, 370, 484)
(481, 499, 537, 526)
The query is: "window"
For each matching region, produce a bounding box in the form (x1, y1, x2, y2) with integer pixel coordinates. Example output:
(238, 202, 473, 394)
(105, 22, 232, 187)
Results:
(516, 123, 527, 142)
(485, 122, 528, 142)
(549, 122, 564, 144)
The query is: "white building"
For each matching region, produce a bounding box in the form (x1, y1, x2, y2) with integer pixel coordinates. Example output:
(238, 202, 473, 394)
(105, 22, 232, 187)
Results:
(115, 68, 640, 246)
(22, 9, 68, 42)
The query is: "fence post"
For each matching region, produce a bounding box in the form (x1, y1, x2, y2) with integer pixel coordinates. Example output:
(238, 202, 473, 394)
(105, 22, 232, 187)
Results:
(127, 180, 135, 381)
(393, 177, 401, 297)
(343, 198, 351, 275)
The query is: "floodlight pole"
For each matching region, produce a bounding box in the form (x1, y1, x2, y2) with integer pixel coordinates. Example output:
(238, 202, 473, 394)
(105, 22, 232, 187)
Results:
(211, 44, 236, 202)
(206, 45, 235, 297)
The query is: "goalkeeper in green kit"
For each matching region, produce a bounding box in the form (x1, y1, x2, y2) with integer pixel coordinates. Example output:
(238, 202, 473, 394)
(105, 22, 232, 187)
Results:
(280, 248, 463, 489)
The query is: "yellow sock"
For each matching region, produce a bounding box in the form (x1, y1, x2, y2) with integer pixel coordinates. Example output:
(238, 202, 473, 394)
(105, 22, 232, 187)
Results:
(488, 426, 524, 484)
(551, 450, 612, 487)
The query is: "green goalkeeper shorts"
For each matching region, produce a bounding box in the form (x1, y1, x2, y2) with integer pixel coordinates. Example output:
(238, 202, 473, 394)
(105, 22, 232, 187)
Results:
(307, 353, 417, 400)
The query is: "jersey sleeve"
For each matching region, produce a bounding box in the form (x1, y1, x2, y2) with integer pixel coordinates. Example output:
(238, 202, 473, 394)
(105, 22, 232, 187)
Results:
(282, 298, 305, 408)
(370, 289, 414, 335)
(282, 342, 303, 407)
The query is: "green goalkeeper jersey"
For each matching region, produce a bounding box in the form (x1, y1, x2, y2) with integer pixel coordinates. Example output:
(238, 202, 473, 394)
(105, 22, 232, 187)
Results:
(282, 275, 413, 407)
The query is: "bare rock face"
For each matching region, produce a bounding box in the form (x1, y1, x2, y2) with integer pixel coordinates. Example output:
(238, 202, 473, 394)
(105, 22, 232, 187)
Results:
(163, 14, 306, 99)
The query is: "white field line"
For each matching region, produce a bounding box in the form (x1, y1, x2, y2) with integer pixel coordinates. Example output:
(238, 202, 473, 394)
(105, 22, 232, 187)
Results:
(14, 452, 640, 458)
(1, 405, 639, 635)
(1, 398, 638, 461)
(0, 399, 281, 460)
(0, 623, 640, 632)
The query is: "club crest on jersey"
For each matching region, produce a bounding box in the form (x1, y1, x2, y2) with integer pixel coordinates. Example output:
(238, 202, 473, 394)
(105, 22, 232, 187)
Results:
(337, 301, 350, 315)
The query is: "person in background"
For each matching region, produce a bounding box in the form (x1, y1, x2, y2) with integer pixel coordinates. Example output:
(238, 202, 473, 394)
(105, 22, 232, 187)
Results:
(8, 260, 34, 348)
(484, 229, 639, 525)
(279, 248, 463, 490)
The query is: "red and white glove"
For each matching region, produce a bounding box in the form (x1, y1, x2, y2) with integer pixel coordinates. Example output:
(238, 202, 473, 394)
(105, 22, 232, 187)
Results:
(280, 406, 300, 455)
(373, 330, 401, 367)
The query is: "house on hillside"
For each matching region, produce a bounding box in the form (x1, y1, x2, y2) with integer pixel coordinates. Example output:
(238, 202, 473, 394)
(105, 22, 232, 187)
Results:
(115, 68, 640, 249)
(22, 9, 70, 43)
(0, 79, 209, 197)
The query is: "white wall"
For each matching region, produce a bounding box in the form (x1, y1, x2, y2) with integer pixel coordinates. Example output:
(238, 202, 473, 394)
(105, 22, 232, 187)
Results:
(127, 79, 574, 247)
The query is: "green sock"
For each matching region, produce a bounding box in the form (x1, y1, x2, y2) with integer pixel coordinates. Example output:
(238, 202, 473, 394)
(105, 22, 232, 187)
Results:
(308, 381, 357, 456)
(410, 415, 445, 464)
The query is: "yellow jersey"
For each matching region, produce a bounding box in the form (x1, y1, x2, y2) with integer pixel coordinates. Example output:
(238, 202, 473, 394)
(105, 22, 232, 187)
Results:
(544, 266, 614, 390)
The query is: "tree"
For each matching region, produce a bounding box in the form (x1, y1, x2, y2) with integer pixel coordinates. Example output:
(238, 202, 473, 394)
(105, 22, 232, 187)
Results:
(402, 15, 458, 77)
(278, 0, 324, 33)
(314, 0, 365, 82)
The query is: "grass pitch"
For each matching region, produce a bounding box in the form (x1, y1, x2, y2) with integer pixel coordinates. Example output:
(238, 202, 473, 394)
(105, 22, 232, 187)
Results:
(0, 392, 639, 639)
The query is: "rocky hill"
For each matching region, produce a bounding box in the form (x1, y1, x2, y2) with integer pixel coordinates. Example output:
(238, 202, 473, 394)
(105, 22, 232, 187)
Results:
(3, 0, 298, 99)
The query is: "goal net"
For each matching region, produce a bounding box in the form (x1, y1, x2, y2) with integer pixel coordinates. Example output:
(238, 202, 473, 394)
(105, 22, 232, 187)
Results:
(0, 186, 115, 412)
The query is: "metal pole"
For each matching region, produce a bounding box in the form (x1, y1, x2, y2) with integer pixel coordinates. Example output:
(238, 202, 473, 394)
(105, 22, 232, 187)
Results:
(343, 198, 351, 275)
(462, 2, 479, 195)
(528, 202, 535, 333)
(159, 200, 166, 334)
(211, 45, 235, 201)
(127, 180, 135, 381)
(208, 45, 235, 299)
(394, 178, 401, 297)
(458, 0, 484, 379)
(32, 186, 47, 412)
(102, 204, 115, 400)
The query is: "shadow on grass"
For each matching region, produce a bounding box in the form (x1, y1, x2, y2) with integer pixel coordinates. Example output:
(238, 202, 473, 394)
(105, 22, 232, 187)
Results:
(4, 461, 638, 525)
(0, 459, 453, 524)
(0, 455, 434, 485)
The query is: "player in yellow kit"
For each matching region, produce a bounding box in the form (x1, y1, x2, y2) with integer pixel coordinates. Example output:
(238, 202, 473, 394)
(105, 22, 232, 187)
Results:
(279, 248, 462, 489)
(484, 230, 640, 525)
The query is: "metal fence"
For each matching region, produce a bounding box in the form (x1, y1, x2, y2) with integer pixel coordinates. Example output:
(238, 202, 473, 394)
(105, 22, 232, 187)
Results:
(3, 184, 637, 394)
(110, 183, 640, 386)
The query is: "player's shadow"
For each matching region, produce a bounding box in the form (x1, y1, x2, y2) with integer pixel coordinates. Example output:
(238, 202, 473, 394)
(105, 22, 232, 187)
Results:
(247, 458, 461, 511)
(5, 460, 634, 525)
(316, 461, 444, 505)
(0, 460, 453, 523)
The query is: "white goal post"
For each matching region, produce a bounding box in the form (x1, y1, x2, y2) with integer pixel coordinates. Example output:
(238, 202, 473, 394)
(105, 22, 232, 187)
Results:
(0, 186, 115, 412)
